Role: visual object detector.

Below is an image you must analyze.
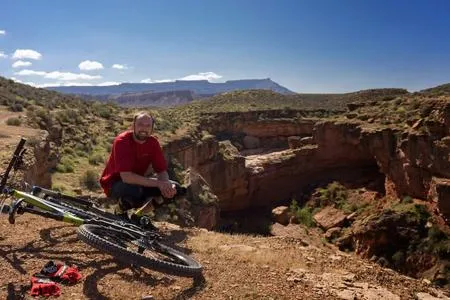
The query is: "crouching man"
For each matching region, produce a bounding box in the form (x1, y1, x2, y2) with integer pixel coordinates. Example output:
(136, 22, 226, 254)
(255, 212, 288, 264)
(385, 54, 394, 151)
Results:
(99, 111, 177, 219)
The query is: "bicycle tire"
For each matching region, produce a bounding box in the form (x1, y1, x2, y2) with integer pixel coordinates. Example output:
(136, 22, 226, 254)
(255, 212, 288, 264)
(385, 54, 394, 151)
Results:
(77, 224, 203, 277)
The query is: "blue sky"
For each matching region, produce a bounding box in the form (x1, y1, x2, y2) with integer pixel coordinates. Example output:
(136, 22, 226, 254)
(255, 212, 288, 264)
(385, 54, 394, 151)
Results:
(1, 0, 449, 93)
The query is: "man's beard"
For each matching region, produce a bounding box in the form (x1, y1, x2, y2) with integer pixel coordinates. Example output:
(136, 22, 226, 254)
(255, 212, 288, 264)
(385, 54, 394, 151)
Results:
(134, 130, 149, 141)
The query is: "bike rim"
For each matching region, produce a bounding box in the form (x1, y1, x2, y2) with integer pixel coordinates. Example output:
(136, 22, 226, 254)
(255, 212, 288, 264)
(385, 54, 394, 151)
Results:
(90, 226, 191, 267)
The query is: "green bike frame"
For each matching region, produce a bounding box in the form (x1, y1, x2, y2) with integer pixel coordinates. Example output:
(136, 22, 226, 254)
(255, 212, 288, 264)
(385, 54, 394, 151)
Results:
(10, 189, 85, 225)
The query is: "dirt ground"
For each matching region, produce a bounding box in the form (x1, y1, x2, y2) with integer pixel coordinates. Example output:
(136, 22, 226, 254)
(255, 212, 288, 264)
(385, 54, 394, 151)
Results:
(0, 213, 449, 300)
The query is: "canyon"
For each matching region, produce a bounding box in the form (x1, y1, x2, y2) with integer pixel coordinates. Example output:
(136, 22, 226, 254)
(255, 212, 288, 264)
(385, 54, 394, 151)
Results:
(163, 108, 450, 220)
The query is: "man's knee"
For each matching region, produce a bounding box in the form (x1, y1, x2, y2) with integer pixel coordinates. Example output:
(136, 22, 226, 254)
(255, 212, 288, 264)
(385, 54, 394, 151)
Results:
(110, 180, 145, 210)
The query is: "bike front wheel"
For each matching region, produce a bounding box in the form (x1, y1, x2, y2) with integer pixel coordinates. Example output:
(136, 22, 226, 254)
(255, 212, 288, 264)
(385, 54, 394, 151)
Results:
(77, 224, 203, 278)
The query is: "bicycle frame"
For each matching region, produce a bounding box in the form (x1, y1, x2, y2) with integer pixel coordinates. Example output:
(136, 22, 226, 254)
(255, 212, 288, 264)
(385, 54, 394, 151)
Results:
(6, 188, 85, 225)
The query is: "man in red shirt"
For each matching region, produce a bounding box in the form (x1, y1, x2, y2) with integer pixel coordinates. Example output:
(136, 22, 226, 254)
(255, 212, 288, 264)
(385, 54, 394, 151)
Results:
(100, 111, 177, 212)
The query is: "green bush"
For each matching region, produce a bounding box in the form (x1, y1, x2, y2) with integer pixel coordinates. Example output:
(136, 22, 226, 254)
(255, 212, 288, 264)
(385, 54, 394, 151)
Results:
(6, 117, 21, 126)
(55, 156, 75, 173)
(80, 170, 100, 191)
(62, 146, 75, 156)
(9, 103, 24, 112)
(93, 103, 113, 119)
(296, 207, 315, 227)
(316, 181, 348, 208)
(393, 203, 430, 224)
(88, 153, 105, 165)
(289, 199, 315, 227)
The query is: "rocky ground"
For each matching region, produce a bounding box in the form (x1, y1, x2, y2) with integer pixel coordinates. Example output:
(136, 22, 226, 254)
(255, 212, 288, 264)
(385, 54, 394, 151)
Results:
(0, 213, 449, 300)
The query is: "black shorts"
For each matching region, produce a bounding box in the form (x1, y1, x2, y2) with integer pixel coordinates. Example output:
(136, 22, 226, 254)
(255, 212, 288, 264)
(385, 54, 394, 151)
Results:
(110, 179, 162, 209)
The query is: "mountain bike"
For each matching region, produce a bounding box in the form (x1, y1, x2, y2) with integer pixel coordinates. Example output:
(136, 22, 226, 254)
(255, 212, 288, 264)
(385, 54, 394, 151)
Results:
(0, 138, 203, 278)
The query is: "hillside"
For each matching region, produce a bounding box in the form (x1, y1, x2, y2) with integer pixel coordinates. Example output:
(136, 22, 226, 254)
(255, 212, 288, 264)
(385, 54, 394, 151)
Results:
(420, 83, 450, 96)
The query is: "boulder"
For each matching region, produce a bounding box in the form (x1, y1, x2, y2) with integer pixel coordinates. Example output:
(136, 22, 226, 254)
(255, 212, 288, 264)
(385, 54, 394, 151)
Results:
(272, 206, 291, 225)
(313, 206, 347, 230)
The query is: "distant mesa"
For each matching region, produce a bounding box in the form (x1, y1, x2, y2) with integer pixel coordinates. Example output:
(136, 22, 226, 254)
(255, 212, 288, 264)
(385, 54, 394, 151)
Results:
(45, 78, 295, 107)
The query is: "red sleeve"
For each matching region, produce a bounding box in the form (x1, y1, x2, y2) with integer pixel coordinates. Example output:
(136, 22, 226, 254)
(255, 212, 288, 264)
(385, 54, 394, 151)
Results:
(113, 137, 135, 173)
(151, 138, 167, 173)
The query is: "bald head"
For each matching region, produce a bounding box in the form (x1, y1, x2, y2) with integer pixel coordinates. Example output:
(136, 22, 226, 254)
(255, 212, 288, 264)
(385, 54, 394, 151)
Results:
(133, 111, 154, 141)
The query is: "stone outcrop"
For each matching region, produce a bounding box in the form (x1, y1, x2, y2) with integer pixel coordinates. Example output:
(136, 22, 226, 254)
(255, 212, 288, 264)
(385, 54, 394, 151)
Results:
(16, 132, 59, 189)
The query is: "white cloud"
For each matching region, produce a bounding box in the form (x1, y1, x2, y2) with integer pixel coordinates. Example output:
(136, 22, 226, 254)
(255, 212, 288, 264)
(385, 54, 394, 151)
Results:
(14, 70, 46, 76)
(97, 81, 121, 86)
(140, 78, 173, 83)
(180, 72, 222, 81)
(12, 60, 32, 68)
(39, 82, 95, 88)
(0, 51, 7, 58)
(9, 79, 41, 87)
(0, 30, 5, 35)
(112, 64, 128, 70)
(79, 60, 104, 71)
(59, 82, 94, 87)
(12, 49, 42, 60)
(141, 72, 222, 84)
(14, 69, 102, 81)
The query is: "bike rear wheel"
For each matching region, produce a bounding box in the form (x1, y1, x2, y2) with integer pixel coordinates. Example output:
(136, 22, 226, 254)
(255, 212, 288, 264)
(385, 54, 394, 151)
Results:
(77, 224, 202, 277)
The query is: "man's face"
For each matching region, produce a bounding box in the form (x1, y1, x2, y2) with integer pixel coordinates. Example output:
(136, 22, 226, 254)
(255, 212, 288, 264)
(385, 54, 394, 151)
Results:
(134, 115, 153, 141)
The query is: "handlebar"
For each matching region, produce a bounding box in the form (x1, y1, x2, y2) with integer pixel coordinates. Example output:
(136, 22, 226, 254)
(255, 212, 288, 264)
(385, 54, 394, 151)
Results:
(0, 138, 26, 194)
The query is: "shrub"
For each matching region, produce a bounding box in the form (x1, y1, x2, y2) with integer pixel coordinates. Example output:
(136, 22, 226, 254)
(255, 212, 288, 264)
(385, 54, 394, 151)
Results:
(289, 199, 315, 227)
(74, 142, 92, 156)
(26, 137, 41, 147)
(296, 207, 315, 227)
(9, 103, 24, 112)
(316, 181, 348, 208)
(88, 153, 105, 165)
(80, 170, 100, 191)
(6, 117, 21, 126)
(62, 146, 75, 156)
(55, 156, 75, 173)
(93, 103, 113, 119)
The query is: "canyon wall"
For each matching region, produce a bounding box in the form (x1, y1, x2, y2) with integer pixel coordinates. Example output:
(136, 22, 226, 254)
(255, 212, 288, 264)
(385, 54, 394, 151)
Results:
(164, 109, 450, 219)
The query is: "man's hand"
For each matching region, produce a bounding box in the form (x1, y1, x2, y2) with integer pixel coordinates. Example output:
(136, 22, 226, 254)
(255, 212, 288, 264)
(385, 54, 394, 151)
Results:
(157, 180, 176, 198)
